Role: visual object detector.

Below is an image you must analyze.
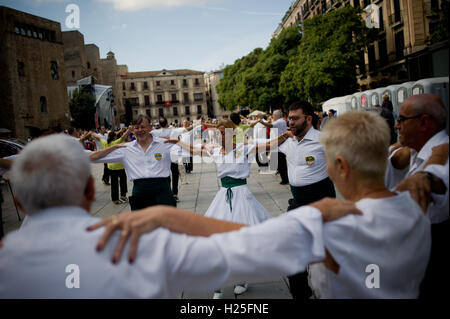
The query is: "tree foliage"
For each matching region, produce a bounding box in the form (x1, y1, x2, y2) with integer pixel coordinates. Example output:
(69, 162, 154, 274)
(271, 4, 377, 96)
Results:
(217, 5, 374, 110)
(280, 5, 374, 104)
(69, 88, 96, 129)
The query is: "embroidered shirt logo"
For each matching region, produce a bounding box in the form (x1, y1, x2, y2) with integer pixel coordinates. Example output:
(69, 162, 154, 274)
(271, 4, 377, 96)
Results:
(305, 156, 315, 165)
(154, 153, 163, 161)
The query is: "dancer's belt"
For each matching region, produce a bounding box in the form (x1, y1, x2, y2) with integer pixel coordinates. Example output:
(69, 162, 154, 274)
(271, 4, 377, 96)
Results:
(220, 177, 247, 213)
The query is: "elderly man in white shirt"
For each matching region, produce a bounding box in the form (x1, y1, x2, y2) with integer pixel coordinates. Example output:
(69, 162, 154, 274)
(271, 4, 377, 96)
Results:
(258, 110, 289, 184)
(385, 94, 448, 299)
(93, 111, 431, 299)
(89, 115, 178, 210)
(0, 134, 360, 298)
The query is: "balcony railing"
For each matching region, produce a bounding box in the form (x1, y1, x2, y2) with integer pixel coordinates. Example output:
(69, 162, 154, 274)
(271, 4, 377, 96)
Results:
(388, 11, 403, 27)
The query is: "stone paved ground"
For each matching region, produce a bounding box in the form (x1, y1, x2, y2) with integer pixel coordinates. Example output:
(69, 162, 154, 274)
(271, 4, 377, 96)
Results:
(1, 156, 300, 299)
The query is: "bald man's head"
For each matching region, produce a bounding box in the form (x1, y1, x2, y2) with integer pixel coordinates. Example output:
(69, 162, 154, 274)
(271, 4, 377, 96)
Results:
(403, 94, 446, 129)
(273, 110, 282, 120)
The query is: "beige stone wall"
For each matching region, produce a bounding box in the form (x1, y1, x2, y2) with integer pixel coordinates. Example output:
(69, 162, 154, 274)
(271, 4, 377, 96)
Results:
(62, 31, 87, 87)
(0, 6, 70, 139)
(85, 44, 103, 83)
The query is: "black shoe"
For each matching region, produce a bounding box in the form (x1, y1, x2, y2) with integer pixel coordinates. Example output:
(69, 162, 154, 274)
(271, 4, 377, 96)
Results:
(280, 181, 289, 185)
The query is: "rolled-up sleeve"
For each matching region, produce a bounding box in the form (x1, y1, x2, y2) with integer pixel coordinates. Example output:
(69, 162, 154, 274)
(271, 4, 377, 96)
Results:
(92, 148, 124, 164)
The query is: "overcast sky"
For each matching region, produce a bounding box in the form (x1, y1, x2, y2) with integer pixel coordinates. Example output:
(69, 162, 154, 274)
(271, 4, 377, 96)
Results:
(2, 0, 295, 72)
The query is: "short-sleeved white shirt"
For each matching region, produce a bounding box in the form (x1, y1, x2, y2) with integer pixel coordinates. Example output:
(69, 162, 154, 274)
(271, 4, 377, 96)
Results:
(270, 118, 288, 139)
(93, 138, 175, 180)
(278, 127, 329, 186)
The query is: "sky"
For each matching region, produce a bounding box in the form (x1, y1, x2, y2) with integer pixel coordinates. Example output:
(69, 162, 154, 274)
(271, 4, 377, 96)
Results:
(1, 0, 295, 72)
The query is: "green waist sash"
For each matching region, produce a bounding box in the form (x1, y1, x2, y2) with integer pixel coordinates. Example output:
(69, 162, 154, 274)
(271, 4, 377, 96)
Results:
(220, 177, 247, 213)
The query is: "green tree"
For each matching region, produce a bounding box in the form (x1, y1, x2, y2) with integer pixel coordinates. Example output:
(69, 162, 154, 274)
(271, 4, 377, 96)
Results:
(279, 6, 374, 104)
(69, 88, 96, 129)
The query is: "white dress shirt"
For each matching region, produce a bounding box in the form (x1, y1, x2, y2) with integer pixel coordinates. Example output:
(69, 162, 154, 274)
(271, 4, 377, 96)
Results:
(93, 138, 175, 180)
(308, 192, 431, 298)
(269, 118, 287, 139)
(385, 130, 449, 223)
(278, 127, 329, 186)
(0, 205, 325, 298)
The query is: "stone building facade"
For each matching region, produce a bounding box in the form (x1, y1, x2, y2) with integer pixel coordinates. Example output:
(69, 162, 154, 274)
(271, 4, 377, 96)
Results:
(120, 69, 209, 124)
(0, 6, 70, 139)
(204, 70, 231, 119)
(273, 0, 448, 89)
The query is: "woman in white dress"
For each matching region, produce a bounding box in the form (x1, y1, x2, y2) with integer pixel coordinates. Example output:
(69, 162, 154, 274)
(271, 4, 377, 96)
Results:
(167, 119, 292, 298)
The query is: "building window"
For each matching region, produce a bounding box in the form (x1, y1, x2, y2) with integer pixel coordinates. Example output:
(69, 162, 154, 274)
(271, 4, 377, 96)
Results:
(185, 106, 190, 115)
(194, 78, 200, 86)
(159, 108, 164, 117)
(50, 61, 59, 80)
(194, 93, 203, 101)
(173, 107, 178, 116)
(130, 82, 135, 90)
(157, 94, 163, 102)
(146, 109, 151, 117)
(156, 81, 161, 86)
(368, 45, 376, 72)
(18, 61, 25, 77)
(123, 92, 126, 97)
(378, 37, 388, 65)
(87, 62, 91, 69)
(40, 96, 48, 113)
(144, 95, 150, 106)
(131, 98, 139, 106)
(379, 6, 384, 30)
(183, 79, 188, 87)
(134, 110, 138, 115)
(72, 70, 75, 78)
(183, 92, 189, 103)
(14, 26, 20, 34)
(171, 93, 177, 101)
(197, 105, 202, 114)
(171, 80, 175, 85)
(143, 81, 148, 90)
(122, 82, 126, 90)
(395, 30, 404, 59)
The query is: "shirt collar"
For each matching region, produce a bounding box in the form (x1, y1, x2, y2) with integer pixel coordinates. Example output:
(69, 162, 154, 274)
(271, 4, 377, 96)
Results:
(415, 129, 448, 162)
(24, 206, 90, 225)
(294, 126, 319, 143)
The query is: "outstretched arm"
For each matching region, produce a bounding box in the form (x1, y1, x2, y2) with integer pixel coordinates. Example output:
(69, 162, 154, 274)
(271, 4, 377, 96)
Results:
(89, 143, 126, 161)
(259, 119, 273, 128)
(165, 138, 207, 156)
(253, 131, 293, 154)
(0, 158, 13, 169)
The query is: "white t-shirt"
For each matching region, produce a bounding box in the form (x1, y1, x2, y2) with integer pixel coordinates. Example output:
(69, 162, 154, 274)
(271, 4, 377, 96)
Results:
(308, 192, 431, 298)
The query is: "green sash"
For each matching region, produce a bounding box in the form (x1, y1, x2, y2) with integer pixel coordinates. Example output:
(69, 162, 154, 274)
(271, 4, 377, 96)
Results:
(220, 177, 247, 213)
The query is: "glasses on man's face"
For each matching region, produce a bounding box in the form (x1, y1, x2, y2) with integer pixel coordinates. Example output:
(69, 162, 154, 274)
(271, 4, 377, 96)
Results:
(396, 114, 423, 124)
(288, 115, 308, 121)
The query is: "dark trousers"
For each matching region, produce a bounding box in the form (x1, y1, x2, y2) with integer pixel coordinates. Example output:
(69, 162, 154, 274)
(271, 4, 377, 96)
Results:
(419, 219, 449, 299)
(110, 169, 127, 201)
(255, 152, 269, 167)
(102, 163, 110, 183)
(287, 177, 336, 299)
(277, 152, 289, 183)
(130, 178, 176, 210)
(184, 156, 193, 173)
(169, 162, 179, 196)
(0, 185, 4, 240)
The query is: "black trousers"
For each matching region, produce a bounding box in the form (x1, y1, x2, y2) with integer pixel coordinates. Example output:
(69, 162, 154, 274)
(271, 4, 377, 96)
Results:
(109, 169, 127, 201)
(169, 162, 179, 196)
(287, 177, 336, 299)
(184, 156, 193, 173)
(130, 178, 176, 210)
(277, 152, 289, 183)
(255, 152, 269, 167)
(102, 163, 110, 183)
(419, 219, 449, 299)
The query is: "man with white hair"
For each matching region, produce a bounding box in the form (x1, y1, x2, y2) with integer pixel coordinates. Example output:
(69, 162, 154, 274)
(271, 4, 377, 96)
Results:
(258, 109, 289, 184)
(385, 93, 449, 299)
(0, 134, 360, 298)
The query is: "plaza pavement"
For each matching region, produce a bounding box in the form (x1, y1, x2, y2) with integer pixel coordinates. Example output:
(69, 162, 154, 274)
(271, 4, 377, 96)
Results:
(1, 156, 297, 299)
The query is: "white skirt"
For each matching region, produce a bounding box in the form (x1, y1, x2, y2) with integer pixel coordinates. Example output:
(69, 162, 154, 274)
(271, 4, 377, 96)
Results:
(204, 184, 272, 225)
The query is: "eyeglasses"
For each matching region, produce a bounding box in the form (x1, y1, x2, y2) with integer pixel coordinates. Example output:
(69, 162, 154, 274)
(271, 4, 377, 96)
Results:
(288, 115, 309, 121)
(396, 114, 424, 124)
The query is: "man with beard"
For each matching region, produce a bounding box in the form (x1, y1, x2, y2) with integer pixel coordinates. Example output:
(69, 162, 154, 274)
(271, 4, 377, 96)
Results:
(278, 101, 336, 299)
